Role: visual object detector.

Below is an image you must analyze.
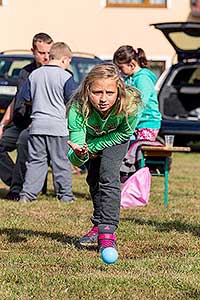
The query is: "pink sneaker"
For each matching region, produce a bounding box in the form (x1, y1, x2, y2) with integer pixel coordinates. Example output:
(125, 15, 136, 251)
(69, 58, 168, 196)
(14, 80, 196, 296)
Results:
(77, 226, 98, 246)
(98, 233, 117, 252)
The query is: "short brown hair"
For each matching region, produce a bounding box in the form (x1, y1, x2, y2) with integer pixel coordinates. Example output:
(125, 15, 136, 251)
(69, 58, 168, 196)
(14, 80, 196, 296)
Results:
(49, 42, 72, 60)
(32, 32, 53, 49)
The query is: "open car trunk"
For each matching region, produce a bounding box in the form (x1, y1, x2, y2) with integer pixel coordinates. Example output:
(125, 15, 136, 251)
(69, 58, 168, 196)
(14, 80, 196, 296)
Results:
(159, 64, 200, 121)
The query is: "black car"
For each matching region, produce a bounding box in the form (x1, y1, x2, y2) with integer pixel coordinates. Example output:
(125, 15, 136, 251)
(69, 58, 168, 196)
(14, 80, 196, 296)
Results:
(152, 22, 200, 147)
(0, 51, 103, 120)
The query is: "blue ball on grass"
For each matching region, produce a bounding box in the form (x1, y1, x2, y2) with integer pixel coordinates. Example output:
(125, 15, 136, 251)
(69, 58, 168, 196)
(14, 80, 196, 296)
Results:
(101, 247, 118, 264)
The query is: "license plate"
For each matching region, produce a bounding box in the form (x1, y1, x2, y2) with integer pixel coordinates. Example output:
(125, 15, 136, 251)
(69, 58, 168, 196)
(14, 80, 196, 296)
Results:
(0, 85, 17, 96)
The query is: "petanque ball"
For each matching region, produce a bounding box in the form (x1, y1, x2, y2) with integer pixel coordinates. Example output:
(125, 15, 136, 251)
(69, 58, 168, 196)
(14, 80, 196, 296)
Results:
(101, 247, 118, 264)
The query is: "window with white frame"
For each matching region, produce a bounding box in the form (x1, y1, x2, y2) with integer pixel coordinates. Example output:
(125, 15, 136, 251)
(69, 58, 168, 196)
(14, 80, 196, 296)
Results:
(106, 0, 167, 8)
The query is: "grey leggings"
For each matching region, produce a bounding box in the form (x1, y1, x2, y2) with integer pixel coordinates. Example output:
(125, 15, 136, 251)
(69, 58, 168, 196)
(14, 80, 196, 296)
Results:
(86, 141, 129, 228)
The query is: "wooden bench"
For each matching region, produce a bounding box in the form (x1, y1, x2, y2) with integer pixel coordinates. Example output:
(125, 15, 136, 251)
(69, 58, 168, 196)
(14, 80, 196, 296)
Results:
(139, 146, 191, 207)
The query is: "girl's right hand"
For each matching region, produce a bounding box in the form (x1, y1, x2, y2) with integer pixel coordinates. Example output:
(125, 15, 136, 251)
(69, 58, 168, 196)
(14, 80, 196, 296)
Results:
(67, 140, 88, 158)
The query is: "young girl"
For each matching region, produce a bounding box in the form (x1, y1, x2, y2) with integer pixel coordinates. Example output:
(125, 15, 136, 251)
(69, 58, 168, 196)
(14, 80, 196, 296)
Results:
(113, 46, 162, 175)
(113, 45, 162, 141)
(67, 63, 141, 254)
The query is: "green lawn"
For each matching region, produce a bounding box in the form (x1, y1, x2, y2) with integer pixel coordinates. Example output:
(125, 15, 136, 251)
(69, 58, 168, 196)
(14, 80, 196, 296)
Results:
(0, 153, 199, 300)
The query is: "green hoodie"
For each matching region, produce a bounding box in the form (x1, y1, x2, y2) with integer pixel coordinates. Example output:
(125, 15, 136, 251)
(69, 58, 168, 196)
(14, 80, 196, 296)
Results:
(68, 102, 138, 167)
(125, 68, 161, 129)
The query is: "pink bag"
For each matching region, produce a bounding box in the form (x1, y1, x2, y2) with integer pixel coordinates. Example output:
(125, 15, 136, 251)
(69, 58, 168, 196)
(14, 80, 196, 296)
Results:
(121, 167, 151, 208)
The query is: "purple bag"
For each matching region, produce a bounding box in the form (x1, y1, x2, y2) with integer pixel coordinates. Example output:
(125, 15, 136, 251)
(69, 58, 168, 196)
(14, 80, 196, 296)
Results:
(121, 167, 151, 208)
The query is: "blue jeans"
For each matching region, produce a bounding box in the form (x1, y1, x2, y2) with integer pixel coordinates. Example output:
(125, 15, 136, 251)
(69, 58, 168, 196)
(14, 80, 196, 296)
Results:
(86, 141, 129, 228)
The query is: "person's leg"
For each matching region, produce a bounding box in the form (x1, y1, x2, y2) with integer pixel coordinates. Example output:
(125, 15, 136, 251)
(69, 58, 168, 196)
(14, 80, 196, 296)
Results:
(20, 135, 48, 201)
(0, 125, 21, 186)
(97, 141, 129, 251)
(76, 156, 100, 246)
(47, 136, 74, 202)
(86, 156, 101, 225)
(134, 128, 160, 169)
(98, 141, 129, 229)
(78, 141, 129, 248)
(9, 128, 29, 195)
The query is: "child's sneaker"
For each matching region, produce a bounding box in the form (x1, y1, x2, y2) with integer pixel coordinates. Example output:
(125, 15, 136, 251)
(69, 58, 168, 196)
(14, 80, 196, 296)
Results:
(77, 226, 98, 246)
(98, 233, 117, 252)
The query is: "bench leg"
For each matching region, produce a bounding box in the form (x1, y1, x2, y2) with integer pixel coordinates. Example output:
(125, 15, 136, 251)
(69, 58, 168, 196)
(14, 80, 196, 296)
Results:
(140, 151, 170, 207)
(164, 157, 169, 207)
(139, 152, 145, 168)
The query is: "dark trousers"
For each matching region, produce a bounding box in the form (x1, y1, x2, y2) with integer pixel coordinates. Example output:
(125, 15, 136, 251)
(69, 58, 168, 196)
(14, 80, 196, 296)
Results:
(0, 125, 22, 186)
(86, 141, 129, 228)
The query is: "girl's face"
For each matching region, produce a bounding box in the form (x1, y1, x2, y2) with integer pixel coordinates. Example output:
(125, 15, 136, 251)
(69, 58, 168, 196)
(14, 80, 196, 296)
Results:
(117, 60, 136, 76)
(89, 78, 118, 117)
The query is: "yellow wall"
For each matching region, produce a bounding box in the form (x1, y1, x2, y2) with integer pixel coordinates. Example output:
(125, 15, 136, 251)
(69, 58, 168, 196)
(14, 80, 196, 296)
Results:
(0, 0, 198, 64)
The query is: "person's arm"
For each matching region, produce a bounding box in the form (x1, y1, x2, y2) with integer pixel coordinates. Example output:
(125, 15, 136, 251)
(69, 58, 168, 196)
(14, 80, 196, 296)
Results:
(16, 79, 32, 103)
(0, 66, 31, 138)
(134, 76, 154, 123)
(12, 79, 32, 130)
(17, 68, 30, 90)
(135, 76, 154, 106)
(67, 104, 89, 166)
(87, 114, 138, 154)
(64, 76, 78, 104)
(67, 141, 88, 159)
(0, 99, 15, 138)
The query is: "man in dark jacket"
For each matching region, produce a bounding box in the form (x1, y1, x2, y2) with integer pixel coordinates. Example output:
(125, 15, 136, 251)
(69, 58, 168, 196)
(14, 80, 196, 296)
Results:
(0, 33, 53, 200)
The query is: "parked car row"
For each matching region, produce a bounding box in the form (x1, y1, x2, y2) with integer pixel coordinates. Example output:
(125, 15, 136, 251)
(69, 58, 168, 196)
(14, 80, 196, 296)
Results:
(0, 22, 200, 148)
(0, 51, 103, 119)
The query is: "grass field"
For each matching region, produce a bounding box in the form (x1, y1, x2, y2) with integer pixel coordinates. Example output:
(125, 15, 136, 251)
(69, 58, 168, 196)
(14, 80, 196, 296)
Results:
(0, 152, 199, 300)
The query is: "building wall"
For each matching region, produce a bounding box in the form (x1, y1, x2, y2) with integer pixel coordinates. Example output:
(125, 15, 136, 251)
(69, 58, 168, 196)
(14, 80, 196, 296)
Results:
(0, 0, 197, 65)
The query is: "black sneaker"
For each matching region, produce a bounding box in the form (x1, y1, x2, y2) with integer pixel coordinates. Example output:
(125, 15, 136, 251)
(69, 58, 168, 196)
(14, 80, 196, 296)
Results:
(5, 191, 20, 201)
(77, 226, 98, 246)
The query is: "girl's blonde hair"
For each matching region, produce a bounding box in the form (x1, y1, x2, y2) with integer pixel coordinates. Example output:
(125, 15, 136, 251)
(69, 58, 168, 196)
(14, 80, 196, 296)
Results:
(70, 63, 141, 119)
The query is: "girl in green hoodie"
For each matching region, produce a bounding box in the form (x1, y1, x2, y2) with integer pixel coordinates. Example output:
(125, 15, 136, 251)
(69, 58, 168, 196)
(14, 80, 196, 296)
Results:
(67, 63, 141, 259)
(113, 45, 162, 141)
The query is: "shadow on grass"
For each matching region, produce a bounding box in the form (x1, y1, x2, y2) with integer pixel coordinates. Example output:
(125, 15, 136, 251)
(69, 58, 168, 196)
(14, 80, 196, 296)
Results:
(0, 227, 79, 245)
(73, 191, 91, 200)
(121, 217, 200, 237)
(0, 189, 91, 201)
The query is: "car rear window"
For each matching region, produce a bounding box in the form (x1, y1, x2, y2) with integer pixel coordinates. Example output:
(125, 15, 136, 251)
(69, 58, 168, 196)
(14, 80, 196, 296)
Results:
(69, 57, 102, 83)
(172, 67, 200, 86)
(0, 58, 33, 80)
